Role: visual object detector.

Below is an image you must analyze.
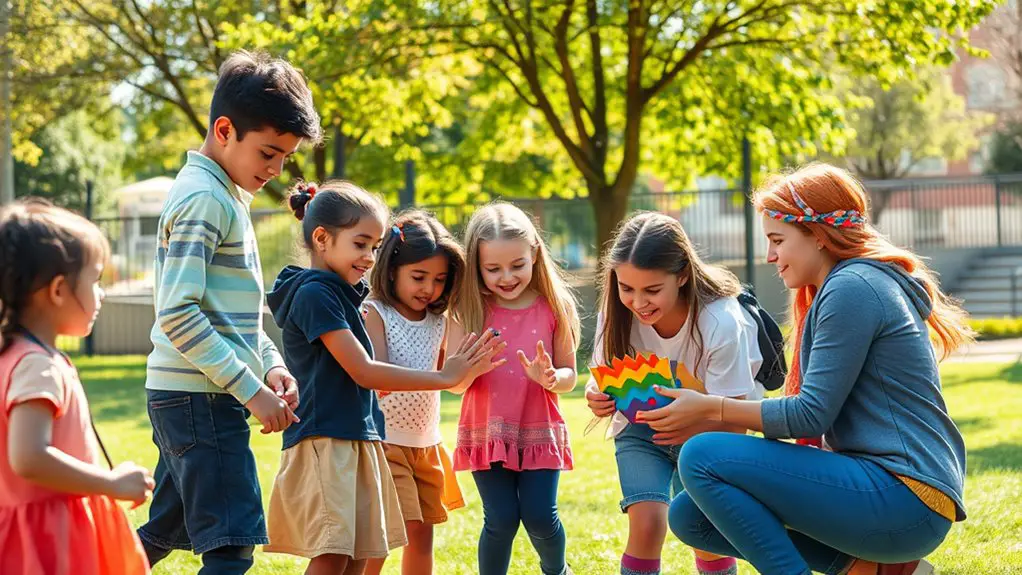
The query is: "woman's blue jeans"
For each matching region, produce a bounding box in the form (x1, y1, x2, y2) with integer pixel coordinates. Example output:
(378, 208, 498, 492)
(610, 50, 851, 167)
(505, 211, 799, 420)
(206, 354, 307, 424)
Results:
(668, 433, 952, 575)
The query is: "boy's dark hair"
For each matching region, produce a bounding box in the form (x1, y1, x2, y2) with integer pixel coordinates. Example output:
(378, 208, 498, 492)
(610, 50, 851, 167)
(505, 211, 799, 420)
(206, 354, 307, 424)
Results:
(0, 198, 110, 348)
(209, 50, 322, 143)
(287, 180, 388, 247)
(370, 210, 465, 314)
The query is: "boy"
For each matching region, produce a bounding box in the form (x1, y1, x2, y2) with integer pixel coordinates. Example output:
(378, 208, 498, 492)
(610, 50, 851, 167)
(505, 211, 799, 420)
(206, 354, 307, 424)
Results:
(138, 51, 321, 574)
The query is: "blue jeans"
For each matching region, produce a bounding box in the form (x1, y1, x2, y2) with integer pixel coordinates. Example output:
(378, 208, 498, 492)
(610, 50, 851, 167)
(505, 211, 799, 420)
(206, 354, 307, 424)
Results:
(668, 433, 953, 575)
(614, 423, 684, 511)
(138, 390, 268, 574)
(472, 464, 567, 575)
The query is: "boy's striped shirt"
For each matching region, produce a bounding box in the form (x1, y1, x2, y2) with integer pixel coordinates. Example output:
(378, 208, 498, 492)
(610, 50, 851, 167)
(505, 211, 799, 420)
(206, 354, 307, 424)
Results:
(146, 151, 283, 403)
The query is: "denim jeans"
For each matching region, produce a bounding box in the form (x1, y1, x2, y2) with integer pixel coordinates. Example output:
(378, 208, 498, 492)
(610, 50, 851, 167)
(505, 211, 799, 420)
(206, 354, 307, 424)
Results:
(472, 464, 567, 575)
(614, 422, 684, 511)
(137, 390, 268, 574)
(668, 433, 952, 575)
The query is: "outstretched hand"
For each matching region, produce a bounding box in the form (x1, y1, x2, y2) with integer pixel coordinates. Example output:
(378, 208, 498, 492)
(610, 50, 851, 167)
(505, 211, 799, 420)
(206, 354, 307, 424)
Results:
(518, 340, 556, 389)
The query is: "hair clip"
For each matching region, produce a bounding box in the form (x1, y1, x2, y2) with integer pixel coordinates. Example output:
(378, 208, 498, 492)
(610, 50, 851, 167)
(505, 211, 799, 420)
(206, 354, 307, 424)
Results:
(392, 224, 405, 243)
(306, 183, 317, 199)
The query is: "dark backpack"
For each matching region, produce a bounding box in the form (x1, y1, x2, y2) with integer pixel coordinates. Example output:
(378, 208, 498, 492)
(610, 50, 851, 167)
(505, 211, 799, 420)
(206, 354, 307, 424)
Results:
(736, 286, 787, 391)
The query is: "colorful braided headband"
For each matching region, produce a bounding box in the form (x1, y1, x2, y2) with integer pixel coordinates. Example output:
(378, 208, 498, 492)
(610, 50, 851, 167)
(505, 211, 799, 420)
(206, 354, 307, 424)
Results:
(763, 182, 866, 228)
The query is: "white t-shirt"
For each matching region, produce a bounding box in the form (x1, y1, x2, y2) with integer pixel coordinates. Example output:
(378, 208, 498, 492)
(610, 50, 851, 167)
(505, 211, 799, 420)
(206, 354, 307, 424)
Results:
(364, 300, 446, 448)
(589, 296, 764, 437)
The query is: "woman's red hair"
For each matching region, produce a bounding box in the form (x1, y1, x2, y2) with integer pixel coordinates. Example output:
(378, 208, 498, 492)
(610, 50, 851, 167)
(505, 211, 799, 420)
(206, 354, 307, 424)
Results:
(753, 163, 974, 396)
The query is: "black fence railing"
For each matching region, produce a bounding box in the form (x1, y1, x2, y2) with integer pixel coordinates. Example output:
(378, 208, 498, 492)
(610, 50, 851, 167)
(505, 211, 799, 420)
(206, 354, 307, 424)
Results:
(87, 173, 1022, 298)
(55, 172, 1022, 355)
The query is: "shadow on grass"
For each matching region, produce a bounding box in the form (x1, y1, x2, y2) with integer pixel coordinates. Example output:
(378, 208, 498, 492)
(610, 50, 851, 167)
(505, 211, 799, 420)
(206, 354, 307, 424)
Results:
(967, 442, 1022, 475)
(999, 362, 1022, 384)
(78, 363, 150, 427)
(952, 416, 995, 435)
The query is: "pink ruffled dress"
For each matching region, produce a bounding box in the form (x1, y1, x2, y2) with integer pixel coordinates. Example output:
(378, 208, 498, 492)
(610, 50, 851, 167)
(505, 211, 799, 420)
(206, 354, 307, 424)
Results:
(453, 297, 573, 472)
(0, 337, 150, 575)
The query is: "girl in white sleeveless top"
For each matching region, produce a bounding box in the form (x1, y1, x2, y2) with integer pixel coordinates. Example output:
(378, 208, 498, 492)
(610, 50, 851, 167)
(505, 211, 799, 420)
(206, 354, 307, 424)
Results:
(364, 211, 467, 575)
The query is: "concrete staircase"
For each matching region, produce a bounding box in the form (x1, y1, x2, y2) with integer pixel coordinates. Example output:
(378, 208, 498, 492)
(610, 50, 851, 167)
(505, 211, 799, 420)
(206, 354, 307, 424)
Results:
(952, 247, 1022, 318)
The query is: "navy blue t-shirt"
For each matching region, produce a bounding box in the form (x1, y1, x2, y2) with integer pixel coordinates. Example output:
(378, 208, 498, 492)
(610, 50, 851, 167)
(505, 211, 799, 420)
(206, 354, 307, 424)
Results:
(267, 265, 385, 449)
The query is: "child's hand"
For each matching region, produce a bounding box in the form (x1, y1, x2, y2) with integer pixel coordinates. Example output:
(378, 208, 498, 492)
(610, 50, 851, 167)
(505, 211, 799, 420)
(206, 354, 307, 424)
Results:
(109, 462, 155, 509)
(246, 385, 301, 434)
(518, 341, 556, 389)
(442, 329, 508, 386)
(585, 385, 616, 417)
(266, 366, 300, 411)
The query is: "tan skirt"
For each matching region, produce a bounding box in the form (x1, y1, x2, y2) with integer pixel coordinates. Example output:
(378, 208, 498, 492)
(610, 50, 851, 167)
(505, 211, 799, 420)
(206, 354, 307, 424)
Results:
(265, 437, 407, 560)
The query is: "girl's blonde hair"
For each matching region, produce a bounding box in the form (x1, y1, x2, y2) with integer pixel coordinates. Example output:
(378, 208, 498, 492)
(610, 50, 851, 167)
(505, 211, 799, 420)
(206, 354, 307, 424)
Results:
(753, 163, 974, 396)
(453, 203, 580, 345)
(597, 212, 741, 371)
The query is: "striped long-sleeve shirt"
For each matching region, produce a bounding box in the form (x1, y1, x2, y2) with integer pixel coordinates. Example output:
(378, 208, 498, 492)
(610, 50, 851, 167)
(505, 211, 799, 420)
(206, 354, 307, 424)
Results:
(145, 151, 284, 404)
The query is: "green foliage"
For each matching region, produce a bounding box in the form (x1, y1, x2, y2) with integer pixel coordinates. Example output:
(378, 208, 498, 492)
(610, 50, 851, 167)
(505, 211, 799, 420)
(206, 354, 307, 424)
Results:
(970, 317, 1022, 340)
(987, 121, 1022, 175)
(843, 66, 993, 182)
(14, 110, 126, 214)
(411, 0, 1000, 247)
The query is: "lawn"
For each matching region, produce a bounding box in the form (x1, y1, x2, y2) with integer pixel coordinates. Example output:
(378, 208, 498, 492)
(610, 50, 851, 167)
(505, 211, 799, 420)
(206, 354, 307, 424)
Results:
(78, 357, 1022, 574)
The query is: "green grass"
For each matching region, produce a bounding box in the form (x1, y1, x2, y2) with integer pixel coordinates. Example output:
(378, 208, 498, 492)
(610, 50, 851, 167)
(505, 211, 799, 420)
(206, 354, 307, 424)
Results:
(77, 357, 1022, 574)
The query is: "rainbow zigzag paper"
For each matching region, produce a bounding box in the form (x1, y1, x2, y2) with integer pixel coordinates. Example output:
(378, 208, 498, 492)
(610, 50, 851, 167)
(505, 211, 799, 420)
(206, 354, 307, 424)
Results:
(592, 354, 680, 423)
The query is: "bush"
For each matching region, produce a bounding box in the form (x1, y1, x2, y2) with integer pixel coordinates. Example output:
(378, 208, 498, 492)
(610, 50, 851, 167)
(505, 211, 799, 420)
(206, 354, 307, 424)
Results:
(969, 317, 1022, 340)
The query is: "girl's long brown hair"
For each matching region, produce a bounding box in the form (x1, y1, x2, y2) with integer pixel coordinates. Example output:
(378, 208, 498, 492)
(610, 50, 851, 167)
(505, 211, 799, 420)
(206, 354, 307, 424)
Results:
(753, 163, 974, 396)
(597, 212, 741, 372)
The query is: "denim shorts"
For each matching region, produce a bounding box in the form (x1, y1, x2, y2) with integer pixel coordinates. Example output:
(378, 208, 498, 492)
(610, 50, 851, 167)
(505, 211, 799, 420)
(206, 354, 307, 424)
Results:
(137, 390, 268, 554)
(613, 423, 683, 512)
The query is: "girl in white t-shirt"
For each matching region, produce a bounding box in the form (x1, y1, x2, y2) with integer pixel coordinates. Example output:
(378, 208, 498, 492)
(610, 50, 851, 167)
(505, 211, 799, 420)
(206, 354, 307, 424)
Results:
(363, 210, 468, 575)
(585, 212, 763, 575)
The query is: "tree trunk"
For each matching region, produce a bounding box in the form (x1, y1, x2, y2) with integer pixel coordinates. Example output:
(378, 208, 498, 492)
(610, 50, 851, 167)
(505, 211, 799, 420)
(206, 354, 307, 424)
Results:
(332, 126, 346, 178)
(314, 145, 326, 182)
(869, 188, 898, 222)
(591, 182, 631, 259)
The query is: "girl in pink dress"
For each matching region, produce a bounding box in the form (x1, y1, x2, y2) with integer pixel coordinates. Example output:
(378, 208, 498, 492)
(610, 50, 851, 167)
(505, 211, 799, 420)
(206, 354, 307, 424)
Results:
(450, 202, 581, 575)
(0, 199, 153, 575)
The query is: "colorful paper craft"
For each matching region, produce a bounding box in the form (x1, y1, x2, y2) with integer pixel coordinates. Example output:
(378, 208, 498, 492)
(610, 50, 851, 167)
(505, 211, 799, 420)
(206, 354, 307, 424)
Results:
(591, 353, 681, 423)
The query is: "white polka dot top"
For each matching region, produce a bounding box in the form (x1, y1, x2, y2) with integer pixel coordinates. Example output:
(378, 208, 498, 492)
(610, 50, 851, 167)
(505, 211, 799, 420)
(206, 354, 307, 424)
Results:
(364, 299, 446, 448)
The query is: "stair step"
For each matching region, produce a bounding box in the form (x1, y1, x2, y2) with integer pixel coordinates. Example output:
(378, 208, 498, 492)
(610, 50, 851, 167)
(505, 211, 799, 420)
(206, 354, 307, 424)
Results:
(962, 301, 1022, 315)
(974, 254, 1022, 268)
(954, 290, 1022, 303)
(957, 277, 1021, 291)
(961, 266, 1022, 279)
(982, 246, 1022, 257)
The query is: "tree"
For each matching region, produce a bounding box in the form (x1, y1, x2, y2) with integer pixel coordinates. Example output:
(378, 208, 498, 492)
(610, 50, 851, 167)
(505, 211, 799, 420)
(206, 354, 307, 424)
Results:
(843, 67, 993, 218)
(220, 1, 472, 186)
(988, 121, 1022, 174)
(14, 110, 126, 214)
(418, 0, 998, 251)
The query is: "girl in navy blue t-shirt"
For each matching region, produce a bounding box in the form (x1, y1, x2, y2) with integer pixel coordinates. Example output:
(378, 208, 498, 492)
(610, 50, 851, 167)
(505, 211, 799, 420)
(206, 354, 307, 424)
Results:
(264, 181, 505, 574)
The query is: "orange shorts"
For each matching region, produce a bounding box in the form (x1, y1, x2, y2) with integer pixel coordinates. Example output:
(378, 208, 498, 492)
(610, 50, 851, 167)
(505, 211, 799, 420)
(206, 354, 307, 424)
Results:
(383, 443, 464, 525)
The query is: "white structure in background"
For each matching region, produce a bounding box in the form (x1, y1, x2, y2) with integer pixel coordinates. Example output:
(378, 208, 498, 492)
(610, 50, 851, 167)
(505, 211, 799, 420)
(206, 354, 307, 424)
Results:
(111, 177, 173, 295)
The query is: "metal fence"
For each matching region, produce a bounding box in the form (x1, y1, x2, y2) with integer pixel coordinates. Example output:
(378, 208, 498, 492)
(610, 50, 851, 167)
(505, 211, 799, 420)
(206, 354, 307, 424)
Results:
(60, 172, 1022, 354)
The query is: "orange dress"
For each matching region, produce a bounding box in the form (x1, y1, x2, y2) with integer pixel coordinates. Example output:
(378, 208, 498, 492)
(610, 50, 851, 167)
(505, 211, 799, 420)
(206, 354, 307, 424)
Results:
(0, 336, 149, 575)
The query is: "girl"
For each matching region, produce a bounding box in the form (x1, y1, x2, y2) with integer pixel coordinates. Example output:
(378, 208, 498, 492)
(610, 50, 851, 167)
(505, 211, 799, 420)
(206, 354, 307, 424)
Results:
(451, 202, 580, 575)
(662, 163, 969, 575)
(0, 199, 153, 575)
(362, 210, 468, 575)
(264, 182, 506, 575)
(584, 211, 762, 575)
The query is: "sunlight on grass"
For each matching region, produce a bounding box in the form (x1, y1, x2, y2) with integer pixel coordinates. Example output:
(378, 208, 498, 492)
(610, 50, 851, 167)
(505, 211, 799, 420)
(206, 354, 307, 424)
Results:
(79, 357, 1022, 574)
